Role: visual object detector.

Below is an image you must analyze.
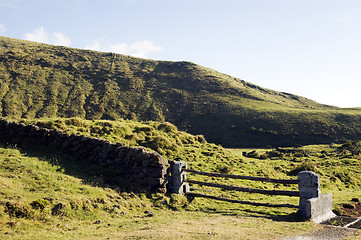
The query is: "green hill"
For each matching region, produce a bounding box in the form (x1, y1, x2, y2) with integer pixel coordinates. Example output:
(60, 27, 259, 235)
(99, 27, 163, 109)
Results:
(1, 36, 361, 147)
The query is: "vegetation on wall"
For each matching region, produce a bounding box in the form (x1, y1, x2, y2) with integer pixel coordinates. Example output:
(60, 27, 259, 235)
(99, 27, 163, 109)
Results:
(18, 117, 361, 192)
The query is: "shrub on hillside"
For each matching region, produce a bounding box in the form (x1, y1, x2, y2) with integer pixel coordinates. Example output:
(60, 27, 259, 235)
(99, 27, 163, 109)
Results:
(30, 199, 50, 210)
(157, 122, 177, 132)
(246, 150, 258, 158)
(215, 163, 232, 174)
(337, 140, 361, 155)
(145, 136, 178, 155)
(288, 160, 319, 176)
(5, 201, 34, 219)
(65, 117, 84, 127)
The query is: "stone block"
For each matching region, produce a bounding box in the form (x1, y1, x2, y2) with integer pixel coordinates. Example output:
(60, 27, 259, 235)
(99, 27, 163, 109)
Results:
(168, 161, 189, 194)
(298, 171, 321, 216)
(306, 193, 336, 223)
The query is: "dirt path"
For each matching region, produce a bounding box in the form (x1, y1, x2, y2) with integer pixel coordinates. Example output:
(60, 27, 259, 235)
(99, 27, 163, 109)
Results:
(282, 225, 358, 240)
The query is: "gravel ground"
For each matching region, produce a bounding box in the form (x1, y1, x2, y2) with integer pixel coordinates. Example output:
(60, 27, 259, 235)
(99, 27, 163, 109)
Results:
(282, 225, 357, 240)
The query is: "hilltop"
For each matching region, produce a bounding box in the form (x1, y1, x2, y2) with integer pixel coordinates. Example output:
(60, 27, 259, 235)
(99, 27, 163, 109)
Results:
(1, 36, 361, 147)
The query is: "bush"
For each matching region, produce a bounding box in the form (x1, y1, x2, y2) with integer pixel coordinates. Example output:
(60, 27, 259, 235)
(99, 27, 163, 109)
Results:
(215, 163, 232, 174)
(135, 125, 153, 133)
(288, 160, 318, 176)
(266, 150, 284, 158)
(157, 122, 177, 132)
(51, 202, 69, 216)
(65, 117, 84, 127)
(196, 135, 207, 143)
(246, 150, 258, 158)
(35, 119, 66, 130)
(146, 136, 177, 154)
(169, 194, 188, 209)
(30, 199, 50, 210)
(5, 201, 34, 219)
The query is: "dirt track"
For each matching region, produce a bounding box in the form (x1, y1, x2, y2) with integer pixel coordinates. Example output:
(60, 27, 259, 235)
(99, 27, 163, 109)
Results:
(282, 225, 359, 240)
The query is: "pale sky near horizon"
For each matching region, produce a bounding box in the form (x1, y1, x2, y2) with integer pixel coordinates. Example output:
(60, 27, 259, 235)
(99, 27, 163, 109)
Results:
(1, 0, 361, 108)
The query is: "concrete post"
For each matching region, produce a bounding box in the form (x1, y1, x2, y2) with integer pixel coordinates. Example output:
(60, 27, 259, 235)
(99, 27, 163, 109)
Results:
(169, 161, 190, 194)
(298, 171, 335, 223)
(298, 171, 321, 216)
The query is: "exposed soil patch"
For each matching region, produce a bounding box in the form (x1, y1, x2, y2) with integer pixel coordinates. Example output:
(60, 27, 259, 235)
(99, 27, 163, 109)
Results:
(349, 219, 361, 229)
(334, 199, 361, 218)
(323, 216, 359, 227)
(322, 198, 361, 230)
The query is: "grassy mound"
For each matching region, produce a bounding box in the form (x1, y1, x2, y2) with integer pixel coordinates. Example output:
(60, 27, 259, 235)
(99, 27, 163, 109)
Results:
(20, 117, 238, 172)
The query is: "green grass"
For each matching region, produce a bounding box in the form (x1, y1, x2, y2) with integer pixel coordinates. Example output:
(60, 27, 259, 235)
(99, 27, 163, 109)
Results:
(1, 36, 361, 147)
(0, 145, 168, 238)
(230, 144, 361, 213)
(17, 117, 361, 194)
(1, 119, 361, 238)
(1, 34, 361, 238)
(0, 146, 321, 240)
(19, 117, 238, 170)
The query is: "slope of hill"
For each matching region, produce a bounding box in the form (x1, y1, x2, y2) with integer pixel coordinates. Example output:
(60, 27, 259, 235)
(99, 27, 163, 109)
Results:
(1, 36, 361, 147)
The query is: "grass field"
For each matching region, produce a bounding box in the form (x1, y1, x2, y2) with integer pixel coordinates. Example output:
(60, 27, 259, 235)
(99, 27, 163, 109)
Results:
(1, 119, 361, 239)
(0, 146, 320, 240)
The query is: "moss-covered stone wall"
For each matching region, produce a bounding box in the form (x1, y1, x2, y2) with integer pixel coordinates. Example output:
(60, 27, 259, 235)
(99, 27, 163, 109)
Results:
(0, 119, 168, 192)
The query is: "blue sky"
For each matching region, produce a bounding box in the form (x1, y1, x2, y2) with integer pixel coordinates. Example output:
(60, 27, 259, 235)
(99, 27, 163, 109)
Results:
(1, 0, 361, 108)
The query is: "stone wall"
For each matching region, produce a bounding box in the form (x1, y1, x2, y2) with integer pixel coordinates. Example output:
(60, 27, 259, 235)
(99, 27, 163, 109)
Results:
(0, 119, 168, 193)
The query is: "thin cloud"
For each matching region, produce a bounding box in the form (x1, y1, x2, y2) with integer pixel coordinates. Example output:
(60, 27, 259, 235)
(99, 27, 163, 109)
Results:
(0, 23, 6, 34)
(24, 27, 71, 47)
(24, 27, 49, 43)
(337, 16, 352, 23)
(53, 32, 71, 47)
(0, 0, 21, 9)
(85, 39, 163, 58)
(85, 38, 106, 52)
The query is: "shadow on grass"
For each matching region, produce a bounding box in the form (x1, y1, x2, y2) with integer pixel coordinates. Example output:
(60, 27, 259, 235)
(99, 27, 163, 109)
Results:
(193, 203, 307, 223)
(0, 142, 310, 223)
(0, 142, 146, 194)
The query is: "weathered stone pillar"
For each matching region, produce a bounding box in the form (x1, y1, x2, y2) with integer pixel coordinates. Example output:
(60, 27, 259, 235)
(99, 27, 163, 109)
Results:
(298, 171, 335, 223)
(298, 171, 321, 216)
(168, 161, 190, 194)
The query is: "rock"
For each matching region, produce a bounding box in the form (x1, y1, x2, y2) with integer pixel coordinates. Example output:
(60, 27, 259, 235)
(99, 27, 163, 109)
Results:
(119, 211, 127, 216)
(113, 204, 121, 210)
(144, 210, 155, 217)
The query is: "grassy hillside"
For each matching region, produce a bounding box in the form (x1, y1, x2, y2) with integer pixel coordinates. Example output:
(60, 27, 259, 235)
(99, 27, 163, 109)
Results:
(0, 145, 318, 239)
(1, 36, 361, 147)
(18, 118, 361, 190)
(1, 119, 361, 239)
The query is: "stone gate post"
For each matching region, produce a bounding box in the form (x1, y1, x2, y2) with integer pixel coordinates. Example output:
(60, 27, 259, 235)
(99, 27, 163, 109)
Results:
(298, 171, 335, 223)
(168, 161, 190, 194)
